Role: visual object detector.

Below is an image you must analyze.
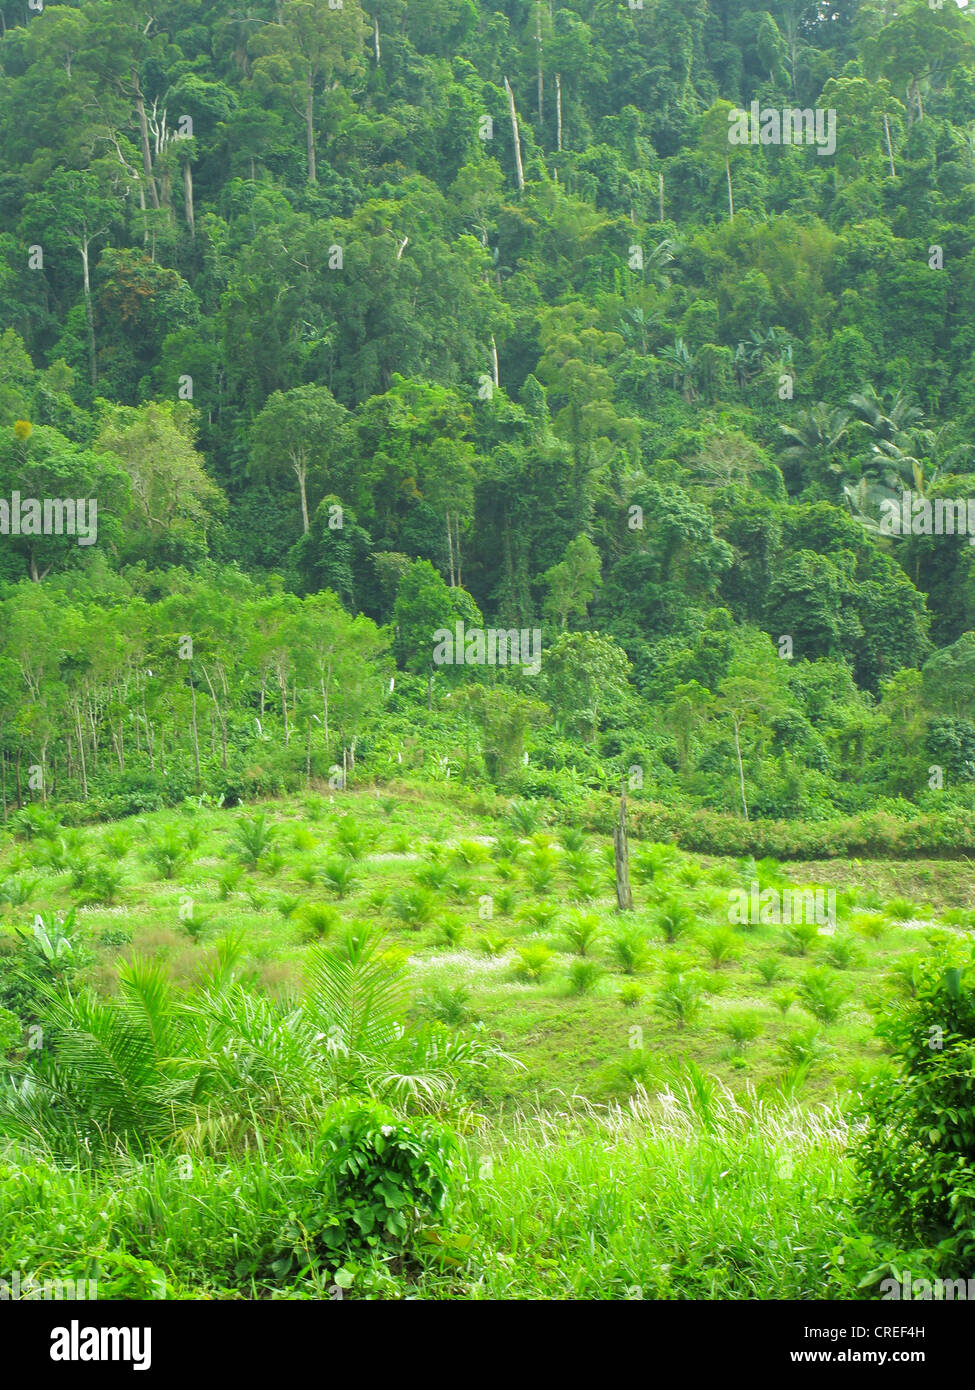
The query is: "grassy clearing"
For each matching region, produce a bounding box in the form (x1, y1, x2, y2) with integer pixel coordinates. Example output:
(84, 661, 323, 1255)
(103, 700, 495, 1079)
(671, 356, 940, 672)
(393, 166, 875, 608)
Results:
(2, 787, 968, 1107)
(1, 786, 970, 1299)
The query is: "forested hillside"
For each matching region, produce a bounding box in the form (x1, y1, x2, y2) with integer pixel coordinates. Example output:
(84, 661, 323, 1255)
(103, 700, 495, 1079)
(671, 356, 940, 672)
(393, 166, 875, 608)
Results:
(2, 0, 975, 830)
(3, 0, 975, 1316)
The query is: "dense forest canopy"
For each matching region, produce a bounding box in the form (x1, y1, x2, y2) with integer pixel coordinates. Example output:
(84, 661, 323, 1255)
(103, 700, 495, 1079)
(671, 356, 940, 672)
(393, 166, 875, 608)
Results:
(1, 0, 975, 827)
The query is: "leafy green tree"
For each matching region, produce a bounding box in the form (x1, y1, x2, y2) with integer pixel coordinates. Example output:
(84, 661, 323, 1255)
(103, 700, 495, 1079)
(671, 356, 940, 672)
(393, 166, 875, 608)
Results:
(543, 630, 631, 744)
(541, 534, 601, 630)
(94, 401, 224, 564)
(248, 0, 368, 186)
(250, 384, 349, 536)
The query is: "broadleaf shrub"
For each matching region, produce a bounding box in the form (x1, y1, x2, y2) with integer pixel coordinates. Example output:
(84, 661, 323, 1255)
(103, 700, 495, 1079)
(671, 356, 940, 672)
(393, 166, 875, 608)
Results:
(853, 953, 975, 1275)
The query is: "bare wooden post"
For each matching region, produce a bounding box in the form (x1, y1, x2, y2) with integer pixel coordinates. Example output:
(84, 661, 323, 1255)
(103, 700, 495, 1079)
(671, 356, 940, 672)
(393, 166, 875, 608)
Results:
(614, 776, 633, 912)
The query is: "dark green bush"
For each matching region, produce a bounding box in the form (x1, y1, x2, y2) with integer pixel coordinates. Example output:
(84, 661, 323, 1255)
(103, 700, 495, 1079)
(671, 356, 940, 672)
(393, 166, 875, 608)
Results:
(853, 952, 975, 1276)
(258, 1101, 458, 1283)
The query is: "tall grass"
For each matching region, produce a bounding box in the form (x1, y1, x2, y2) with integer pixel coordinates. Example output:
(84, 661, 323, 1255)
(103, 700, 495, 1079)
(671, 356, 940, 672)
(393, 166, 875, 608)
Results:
(0, 1079, 855, 1300)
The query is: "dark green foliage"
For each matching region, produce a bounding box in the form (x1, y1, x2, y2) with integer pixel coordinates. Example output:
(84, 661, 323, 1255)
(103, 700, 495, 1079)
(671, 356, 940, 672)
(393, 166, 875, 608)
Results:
(854, 956, 975, 1275)
(259, 1102, 457, 1281)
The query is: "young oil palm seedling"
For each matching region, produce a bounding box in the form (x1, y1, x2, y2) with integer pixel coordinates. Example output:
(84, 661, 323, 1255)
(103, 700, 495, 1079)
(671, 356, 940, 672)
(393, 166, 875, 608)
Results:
(566, 959, 603, 995)
(320, 858, 359, 899)
(434, 913, 466, 948)
(569, 873, 599, 903)
(491, 832, 523, 863)
(884, 897, 919, 923)
(505, 798, 542, 836)
(289, 824, 316, 852)
(446, 874, 475, 903)
(655, 897, 695, 944)
(822, 934, 861, 970)
(516, 900, 559, 933)
(258, 848, 285, 876)
(609, 924, 653, 975)
(654, 972, 705, 1029)
(613, 1047, 657, 1090)
(558, 826, 587, 854)
(231, 811, 277, 870)
(298, 902, 341, 939)
(632, 842, 678, 885)
(562, 849, 595, 882)
(561, 911, 603, 956)
(365, 886, 389, 913)
(779, 1024, 832, 1072)
(851, 911, 887, 940)
(182, 821, 205, 853)
(701, 926, 741, 969)
(418, 982, 473, 1028)
(526, 860, 556, 896)
(493, 886, 517, 916)
(781, 920, 819, 956)
(180, 908, 209, 940)
(477, 931, 511, 957)
(295, 857, 320, 887)
(102, 827, 133, 858)
(722, 1009, 763, 1052)
(754, 956, 784, 986)
(74, 863, 124, 907)
(452, 839, 489, 867)
(0, 874, 39, 907)
(333, 818, 374, 861)
(414, 860, 451, 891)
(798, 967, 848, 1025)
(217, 864, 244, 898)
(772, 987, 797, 1015)
(389, 886, 437, 929)
(143, 825, 193, 880)
(513, 941, 553, 982)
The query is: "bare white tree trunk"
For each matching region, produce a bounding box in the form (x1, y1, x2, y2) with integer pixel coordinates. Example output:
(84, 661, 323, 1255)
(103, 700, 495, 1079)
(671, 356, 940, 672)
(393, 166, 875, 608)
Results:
(503, 77, 525, 192)
(882, 111, 896, 177)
